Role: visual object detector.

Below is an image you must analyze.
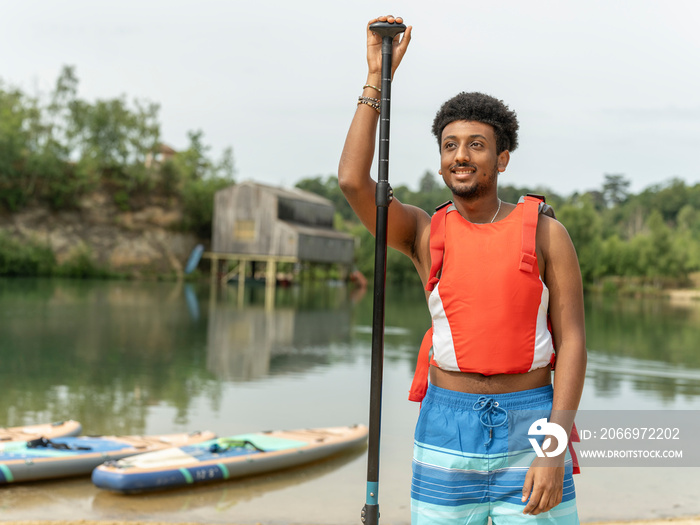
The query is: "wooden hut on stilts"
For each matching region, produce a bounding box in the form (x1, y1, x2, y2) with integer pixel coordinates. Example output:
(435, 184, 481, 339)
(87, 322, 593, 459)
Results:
(204, 181, 355, 308)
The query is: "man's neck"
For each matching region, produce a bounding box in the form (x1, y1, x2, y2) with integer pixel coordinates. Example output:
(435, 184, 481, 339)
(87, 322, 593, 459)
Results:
(452, 194, 502, 224)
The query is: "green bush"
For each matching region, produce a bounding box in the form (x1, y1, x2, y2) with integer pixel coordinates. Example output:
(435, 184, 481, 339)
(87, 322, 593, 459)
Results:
(0, 232, 56, 276)
(54, 243, 112, 279)
(180, 177, 230, 238)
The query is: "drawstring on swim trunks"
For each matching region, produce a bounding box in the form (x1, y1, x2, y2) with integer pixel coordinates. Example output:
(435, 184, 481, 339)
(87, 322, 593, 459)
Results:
(472, 396, 508, 447)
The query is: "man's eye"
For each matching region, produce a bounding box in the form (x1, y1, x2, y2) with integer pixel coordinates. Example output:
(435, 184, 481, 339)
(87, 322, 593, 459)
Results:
(470, 142, 483, 148)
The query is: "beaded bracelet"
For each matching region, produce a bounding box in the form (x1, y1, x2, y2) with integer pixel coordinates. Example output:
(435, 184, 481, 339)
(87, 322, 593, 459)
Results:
(363, 84, 381, 93)
(357, 96, 380, 113)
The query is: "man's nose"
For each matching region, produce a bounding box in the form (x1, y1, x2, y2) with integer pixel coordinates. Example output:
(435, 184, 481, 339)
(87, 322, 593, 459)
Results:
(454, 144, 470, 163)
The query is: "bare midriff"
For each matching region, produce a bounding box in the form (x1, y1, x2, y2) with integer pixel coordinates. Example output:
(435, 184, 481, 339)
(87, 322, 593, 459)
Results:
(430, 365, 552, 395)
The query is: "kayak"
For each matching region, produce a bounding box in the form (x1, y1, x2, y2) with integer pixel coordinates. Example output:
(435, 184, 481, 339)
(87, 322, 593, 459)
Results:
(92, 424, 368, 493)
(0, 420, 82, 442)
(0, 430, 216, 484)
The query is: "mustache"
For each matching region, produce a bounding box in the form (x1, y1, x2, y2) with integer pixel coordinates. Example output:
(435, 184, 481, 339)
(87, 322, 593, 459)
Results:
(450, 162, 477, 171)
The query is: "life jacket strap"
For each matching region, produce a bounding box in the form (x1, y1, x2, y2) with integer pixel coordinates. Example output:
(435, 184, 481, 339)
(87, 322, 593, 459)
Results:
(408, 326, 433, 402)
(519, 195, 542, 273)
(570, 422, 581, 474)
(426, 202, 451, 292)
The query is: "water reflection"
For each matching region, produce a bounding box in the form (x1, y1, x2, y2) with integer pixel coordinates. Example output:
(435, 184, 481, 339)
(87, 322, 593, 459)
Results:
(205, 284, 355, 381)
(0, 278, 214, 434)
(2, 278, 700, 430)
(585, 294, 700, 367)
(584, 294, 700, 405)
(0, 279, 371, 434)
(2, 278, 700, 522)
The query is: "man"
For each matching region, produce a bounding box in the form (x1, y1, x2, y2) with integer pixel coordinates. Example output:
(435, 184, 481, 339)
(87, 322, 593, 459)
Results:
(338, 15, 586, 525)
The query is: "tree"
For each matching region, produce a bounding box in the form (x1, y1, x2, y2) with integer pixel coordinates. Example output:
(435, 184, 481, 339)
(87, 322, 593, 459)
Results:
(677, 205, 700, 236)
(557, 196, 604, 283)
(295, 176, 327, 198)
(0, 66, 162, 211)
(645, 210, 687, 281)
(498, 185, 564, 211)
(419, 170, 438, 193)
(176, 131, 236, 237)
(602, 173, 630, 207)
(632, 178, 691, 224)
(295, 175, 355, 222)
(68, 95, 160, 188)
(171, 130, 210, 181)
(0, 85, 32, 210)
(28, 66, 92, 209)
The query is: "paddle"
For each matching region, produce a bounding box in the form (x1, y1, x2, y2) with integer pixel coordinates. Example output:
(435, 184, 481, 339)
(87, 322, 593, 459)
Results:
(362, 19, 406, 525)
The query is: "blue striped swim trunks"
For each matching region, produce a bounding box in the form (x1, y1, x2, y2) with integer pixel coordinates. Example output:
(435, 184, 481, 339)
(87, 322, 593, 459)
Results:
(412, 384, 578, 524)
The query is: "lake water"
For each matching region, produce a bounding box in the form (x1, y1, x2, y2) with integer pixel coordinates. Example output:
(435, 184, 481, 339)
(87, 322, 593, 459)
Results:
(1, 277, 700, 524)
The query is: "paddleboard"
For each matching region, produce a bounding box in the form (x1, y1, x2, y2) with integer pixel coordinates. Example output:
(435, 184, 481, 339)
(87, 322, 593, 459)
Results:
(184, 244, 204, 274)
(0, 420, 82, 442)
(92, 424, 368, 493)
(0, 430, 216, 484)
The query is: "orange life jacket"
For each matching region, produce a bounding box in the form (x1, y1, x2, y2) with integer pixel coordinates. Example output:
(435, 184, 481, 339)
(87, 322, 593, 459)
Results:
(409, 195, 555, 402)
(408, 195, 581, 475)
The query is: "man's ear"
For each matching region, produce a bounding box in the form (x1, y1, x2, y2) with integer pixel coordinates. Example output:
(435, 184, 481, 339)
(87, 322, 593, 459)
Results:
(497, 150, 510, 172)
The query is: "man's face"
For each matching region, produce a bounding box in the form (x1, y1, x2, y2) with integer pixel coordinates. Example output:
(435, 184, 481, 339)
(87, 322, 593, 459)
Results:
(439, 120, 509, 200)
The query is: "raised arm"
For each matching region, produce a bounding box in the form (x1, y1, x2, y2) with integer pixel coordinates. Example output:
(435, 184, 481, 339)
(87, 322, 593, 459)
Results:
(338, 16, 431, 273)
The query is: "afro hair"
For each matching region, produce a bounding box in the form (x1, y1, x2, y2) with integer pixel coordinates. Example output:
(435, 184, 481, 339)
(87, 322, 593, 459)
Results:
(431, 92, 519, 153)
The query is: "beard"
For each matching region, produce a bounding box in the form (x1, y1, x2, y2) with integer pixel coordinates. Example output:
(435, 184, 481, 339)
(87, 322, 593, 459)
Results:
(446, 161, 499, 200)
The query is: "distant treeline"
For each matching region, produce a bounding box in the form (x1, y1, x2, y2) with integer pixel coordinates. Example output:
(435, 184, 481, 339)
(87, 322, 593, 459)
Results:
(3, 68, 699, 290)
(296, 172, 700, 292)
(0, 66, 237, 278)
(0, 66, 234, 237)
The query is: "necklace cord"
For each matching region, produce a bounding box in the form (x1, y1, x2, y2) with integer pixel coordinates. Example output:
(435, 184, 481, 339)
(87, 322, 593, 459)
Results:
(490, 199, 502, 223)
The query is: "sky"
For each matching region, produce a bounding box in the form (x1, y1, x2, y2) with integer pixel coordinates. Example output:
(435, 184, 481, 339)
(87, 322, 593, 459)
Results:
(2, 0, 700, 198)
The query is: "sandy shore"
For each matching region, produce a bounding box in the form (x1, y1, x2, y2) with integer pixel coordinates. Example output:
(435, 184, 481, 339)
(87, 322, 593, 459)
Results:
(1, 519, 700, 525)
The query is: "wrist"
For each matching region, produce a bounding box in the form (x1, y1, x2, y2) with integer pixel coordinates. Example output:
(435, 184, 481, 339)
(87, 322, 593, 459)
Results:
(532, 454, 565, 469)
(365, 73, 381, 86)
(357, 95, 380, 114)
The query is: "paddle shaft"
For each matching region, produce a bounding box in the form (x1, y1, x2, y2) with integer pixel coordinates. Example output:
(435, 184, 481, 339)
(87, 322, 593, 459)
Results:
(363, 20, 406, 525)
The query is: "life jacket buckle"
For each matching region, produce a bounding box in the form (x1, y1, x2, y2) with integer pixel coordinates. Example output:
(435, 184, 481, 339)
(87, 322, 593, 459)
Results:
(519, 253, 537, 273)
